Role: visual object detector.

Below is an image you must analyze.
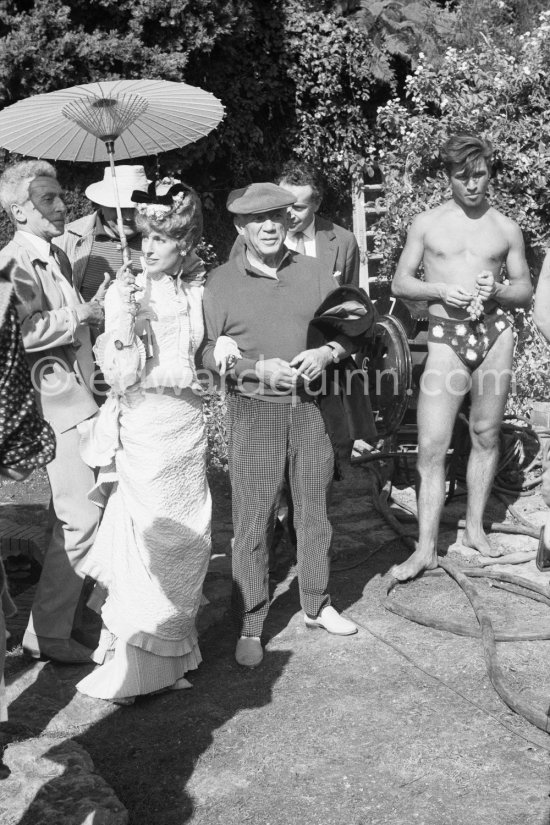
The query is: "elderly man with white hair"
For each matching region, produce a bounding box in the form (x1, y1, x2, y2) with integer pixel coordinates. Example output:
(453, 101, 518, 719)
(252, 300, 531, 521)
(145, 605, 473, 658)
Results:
(0, 159, 108, 663)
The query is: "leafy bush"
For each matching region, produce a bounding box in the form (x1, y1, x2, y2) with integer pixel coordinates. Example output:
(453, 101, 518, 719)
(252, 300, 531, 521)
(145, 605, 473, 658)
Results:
(373, 10, 550, 410)
(375, 19, 550, 269)
(509, 312, 550, 412)
(0, 1, 406, 249)
(284, 8, 384, 187)
(202, 387, 228, 472)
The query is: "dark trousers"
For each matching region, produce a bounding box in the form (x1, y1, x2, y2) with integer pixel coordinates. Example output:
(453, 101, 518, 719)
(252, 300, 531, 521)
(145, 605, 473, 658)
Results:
(227, 394, 334, 636)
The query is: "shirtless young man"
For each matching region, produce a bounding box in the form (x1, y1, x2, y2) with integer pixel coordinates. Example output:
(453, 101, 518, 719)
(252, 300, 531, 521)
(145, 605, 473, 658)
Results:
(390, 132, 532, 581)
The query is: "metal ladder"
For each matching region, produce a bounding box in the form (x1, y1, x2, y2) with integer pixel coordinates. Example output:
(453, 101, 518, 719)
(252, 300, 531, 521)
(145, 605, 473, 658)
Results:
(352, 176, 386, 295)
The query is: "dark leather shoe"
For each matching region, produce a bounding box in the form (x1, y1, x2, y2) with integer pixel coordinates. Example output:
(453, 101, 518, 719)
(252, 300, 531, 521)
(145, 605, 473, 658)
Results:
(22, 633, 93, 664)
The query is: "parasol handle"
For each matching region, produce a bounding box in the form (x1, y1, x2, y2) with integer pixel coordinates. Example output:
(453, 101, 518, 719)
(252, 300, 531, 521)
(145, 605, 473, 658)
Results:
(105, 140, 131, 268)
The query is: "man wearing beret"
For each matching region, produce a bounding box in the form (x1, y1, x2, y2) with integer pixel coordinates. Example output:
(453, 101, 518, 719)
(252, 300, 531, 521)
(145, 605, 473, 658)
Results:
(202, 182, 358, 668)
(231, 161, 360, 287)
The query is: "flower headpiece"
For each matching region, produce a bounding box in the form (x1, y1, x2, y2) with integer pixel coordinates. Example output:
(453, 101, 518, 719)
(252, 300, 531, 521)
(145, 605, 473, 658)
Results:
(131, 178, 192, 221)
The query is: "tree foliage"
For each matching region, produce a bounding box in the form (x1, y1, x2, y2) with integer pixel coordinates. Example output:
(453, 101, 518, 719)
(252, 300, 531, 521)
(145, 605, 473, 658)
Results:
(374, 11, 550, 275)
(0, 0, 549, 264)
(373, 7, 550, 409)
(0, 0, 244, 102)
(349, 0, 455, 70)
(0, 0, 399, 251)
(284, 6, 383, 190)
(1, 0, 549, 409)
(444, 0, 550, 53)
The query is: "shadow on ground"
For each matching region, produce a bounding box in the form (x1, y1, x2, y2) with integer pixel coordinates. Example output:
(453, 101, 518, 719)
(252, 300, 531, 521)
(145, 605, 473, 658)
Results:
(3, 464, 550, 824)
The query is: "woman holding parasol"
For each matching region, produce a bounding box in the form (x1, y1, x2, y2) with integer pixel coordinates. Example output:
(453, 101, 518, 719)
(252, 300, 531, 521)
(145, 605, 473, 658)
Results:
(77, 180, 218, 702)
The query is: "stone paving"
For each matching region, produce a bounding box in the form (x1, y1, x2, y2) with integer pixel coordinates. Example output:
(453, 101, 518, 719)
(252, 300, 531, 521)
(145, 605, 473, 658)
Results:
(0, 468, 237, 824)
(2, 464, 550, 823)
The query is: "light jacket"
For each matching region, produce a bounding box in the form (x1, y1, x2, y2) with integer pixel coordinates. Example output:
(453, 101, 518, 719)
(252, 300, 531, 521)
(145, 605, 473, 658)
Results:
(2, 231, 98, 433)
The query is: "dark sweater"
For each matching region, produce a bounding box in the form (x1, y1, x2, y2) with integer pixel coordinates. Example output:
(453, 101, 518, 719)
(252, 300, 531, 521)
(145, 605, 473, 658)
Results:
(202, 250, 339, 401)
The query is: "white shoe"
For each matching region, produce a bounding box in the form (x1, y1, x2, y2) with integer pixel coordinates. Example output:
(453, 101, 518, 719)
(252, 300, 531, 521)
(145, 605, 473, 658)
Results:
(304, 606, 358, 636)
(235, 636, 263, 667)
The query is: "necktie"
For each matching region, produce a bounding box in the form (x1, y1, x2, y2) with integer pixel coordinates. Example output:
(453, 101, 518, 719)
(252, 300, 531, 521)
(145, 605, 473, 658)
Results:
(50, 244, 73, 285)
(47, 244, 82, 313)
(293, 232, 306, 255)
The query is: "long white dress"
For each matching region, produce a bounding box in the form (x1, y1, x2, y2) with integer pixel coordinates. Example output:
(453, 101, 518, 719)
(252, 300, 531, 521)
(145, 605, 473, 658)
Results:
(76, 258, 211, 700)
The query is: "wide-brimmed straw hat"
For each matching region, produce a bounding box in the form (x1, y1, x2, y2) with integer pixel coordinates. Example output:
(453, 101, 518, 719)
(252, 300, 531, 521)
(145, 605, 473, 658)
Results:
(85, 165, 151, 208)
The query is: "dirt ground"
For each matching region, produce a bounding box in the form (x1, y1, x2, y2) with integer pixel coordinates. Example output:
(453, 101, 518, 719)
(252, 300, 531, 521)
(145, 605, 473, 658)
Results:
(2, 461, 550, 825)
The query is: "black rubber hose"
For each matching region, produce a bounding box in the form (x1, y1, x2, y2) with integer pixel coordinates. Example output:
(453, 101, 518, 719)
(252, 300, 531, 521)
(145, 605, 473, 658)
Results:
(437, 558, 550, 734)
(384, 572, 550, 641)
(372, 474, 550, 732)
(387, 489, 541, 540)
(490, 580, 550, 607)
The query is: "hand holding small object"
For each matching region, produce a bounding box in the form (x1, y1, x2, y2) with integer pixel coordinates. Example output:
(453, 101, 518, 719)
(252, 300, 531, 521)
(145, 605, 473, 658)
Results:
(255, 358, 295, 390)
(115, 262, 141, 307)
(466, 270, 494, 320)
(442, 284, 473, 308)
(213, 335, 242, 375)
(475, 269, 496, 301)
(289, 346, 333, 382)
(91, 272, 111, 308)
(116, 261, 135, 286)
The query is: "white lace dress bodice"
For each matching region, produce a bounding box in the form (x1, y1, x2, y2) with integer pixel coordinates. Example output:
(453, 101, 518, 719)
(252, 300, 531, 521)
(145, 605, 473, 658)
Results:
(100, 268, 205, 395)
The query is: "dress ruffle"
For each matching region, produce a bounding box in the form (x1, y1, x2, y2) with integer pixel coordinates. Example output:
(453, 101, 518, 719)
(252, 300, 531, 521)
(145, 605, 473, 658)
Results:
(76, 628, 202, 700)
(76, 268, 211, 701)
(77, 389, 211, 699)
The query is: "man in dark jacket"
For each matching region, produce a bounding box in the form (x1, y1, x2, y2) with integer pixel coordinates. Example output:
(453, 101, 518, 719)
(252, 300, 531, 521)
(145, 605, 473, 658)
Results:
(277, 160, 360, 287)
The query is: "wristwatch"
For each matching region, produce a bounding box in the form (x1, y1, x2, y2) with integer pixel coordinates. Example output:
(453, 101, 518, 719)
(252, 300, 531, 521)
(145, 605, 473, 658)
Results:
(323, 343, 340, 363)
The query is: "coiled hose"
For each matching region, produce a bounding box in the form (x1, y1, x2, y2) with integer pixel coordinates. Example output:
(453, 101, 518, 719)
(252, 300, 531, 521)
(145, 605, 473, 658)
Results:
(346, 419, 550, 733)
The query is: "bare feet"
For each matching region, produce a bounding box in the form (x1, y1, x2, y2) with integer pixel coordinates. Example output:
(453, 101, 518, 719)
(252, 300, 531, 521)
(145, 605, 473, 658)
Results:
(462, 529, 503, 557)
(390, 546, 438, 582)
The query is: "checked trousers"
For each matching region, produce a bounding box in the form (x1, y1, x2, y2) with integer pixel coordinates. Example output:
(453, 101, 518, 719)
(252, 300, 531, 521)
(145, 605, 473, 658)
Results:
(227, 394, 334, 636)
